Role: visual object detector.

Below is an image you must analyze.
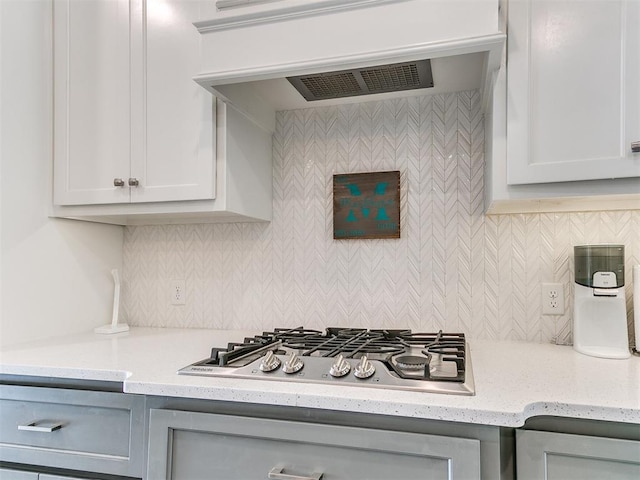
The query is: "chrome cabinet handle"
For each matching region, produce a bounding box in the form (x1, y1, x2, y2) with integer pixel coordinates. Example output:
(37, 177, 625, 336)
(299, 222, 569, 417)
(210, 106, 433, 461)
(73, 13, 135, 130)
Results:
(632, 141, 640, 153)
(18, 422, 63, 433)
(113, 178, 125, 187)
(128, 178, 139, 187)
(268, 467, 323, 480)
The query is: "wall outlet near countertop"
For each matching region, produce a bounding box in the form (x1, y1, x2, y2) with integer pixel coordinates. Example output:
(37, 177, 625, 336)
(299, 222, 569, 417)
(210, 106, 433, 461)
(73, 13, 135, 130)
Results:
(170, 280, 186, 305)
(542, 283, 565, 315)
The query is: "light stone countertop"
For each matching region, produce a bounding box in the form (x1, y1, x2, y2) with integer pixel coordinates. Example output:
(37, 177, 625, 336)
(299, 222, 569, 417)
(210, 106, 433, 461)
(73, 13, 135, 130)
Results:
(0, 327, 638, 428)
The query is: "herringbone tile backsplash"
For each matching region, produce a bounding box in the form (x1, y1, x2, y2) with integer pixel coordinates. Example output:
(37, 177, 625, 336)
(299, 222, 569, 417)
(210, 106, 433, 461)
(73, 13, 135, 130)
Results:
(123, 91, 639, 343)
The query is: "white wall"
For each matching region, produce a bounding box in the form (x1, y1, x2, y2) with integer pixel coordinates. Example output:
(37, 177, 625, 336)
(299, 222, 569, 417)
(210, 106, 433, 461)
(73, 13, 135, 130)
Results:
(0, 0, 123, 347)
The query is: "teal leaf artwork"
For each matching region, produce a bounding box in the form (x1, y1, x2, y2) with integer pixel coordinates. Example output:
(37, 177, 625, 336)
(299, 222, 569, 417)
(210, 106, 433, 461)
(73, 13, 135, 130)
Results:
(333, 171, 400, 239)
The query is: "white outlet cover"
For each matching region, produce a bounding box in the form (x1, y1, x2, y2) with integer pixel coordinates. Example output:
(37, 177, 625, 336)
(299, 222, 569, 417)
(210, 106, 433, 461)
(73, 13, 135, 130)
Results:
(542, 283, 565, 315)
(171, 279, 186, 305)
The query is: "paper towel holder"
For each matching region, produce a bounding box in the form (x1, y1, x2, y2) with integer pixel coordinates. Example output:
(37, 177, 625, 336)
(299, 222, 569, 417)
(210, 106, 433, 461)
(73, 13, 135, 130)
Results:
(95, 269, 129, 335)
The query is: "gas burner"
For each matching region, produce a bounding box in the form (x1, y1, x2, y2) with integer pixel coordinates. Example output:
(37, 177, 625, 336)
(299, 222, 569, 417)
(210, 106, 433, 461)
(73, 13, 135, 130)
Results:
(179, 327, 474, 395)
(394, 355, 428, 370)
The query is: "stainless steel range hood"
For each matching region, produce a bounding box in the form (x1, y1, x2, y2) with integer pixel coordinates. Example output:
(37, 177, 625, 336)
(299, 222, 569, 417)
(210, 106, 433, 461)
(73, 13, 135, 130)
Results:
(193, 0, 505, 132)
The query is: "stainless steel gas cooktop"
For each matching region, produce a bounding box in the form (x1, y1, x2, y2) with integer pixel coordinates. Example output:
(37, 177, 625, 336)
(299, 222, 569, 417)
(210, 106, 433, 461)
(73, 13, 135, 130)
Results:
(178, 327, 475, 396)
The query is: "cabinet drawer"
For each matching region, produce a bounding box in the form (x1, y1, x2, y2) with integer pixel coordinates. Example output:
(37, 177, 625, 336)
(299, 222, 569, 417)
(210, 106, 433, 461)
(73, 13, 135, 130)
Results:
(148, 409, 481, 480)
(0, 385, 144, 478)
(0, 468, 38, 480)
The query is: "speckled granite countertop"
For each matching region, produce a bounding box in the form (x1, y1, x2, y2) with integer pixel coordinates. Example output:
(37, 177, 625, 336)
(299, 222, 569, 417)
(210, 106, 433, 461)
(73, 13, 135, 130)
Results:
(1, 327, 638, 427)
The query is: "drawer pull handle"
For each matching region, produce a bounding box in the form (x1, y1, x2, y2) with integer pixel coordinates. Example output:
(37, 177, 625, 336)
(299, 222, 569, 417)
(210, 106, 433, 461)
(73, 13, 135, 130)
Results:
(632, 141, 640, 153)
(268, 467, 323, 480)
(18, 422, 63, 433)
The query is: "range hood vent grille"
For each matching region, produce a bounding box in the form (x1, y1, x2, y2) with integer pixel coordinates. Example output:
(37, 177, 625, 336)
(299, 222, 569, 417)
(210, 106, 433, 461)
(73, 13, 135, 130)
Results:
(287, 59, 433, 101)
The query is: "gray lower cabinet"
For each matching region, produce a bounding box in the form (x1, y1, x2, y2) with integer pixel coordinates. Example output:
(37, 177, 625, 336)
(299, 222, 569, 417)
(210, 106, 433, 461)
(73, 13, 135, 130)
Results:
(0, 385, 145, 478)
(0, 469, 38, 480)
(147, 409, 481, 480)
(0, 470, 93, 480)
(39, 475, 94, 480)
(516, 430, 640, 480)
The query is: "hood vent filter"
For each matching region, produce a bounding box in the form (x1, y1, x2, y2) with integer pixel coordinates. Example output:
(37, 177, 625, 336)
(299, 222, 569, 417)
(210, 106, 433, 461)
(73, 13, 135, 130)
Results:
(287, 59, 433, 101)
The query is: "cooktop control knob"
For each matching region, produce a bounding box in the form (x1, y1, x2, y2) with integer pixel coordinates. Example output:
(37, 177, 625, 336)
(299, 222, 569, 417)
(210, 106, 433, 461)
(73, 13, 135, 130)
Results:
(329, 354, 351, 377)
(353, 355, 375, 379)
(282, 352, 304, 374)
(259, 350, 281, 372)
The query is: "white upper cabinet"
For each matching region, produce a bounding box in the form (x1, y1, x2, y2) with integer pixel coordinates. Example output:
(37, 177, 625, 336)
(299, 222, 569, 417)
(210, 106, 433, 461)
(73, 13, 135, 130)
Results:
(54, 0, 215, 206)
(52, 0, 271, 224)
(507, 0, 640, 184)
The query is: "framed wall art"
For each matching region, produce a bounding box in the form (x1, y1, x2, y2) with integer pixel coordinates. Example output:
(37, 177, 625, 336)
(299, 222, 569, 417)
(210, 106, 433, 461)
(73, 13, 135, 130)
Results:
(333, 170, 400, 239)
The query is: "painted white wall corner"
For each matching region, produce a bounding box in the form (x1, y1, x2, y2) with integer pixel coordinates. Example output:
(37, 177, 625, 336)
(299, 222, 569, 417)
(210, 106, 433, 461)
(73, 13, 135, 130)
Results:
(0, 0, 123, 348)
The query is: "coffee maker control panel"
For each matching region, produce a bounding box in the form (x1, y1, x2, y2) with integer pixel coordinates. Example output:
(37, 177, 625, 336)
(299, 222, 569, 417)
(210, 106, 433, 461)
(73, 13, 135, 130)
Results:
(592, 271, 618, 288)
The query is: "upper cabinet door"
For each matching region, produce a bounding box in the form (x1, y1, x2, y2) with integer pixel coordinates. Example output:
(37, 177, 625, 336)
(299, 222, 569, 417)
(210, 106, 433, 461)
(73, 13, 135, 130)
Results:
(129, 0, 215, 204)
(53, 0, 131, 205)
(507, 0, 640, 184)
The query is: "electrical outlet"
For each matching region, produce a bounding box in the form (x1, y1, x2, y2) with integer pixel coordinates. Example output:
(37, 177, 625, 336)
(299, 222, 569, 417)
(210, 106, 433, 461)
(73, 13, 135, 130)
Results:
(170, 280, 186, 305)
(542, 283, 564, 315)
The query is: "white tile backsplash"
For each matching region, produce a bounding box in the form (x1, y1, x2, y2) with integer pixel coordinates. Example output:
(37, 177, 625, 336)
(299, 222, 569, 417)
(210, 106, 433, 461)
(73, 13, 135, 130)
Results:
(122, 91, 639, 343)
